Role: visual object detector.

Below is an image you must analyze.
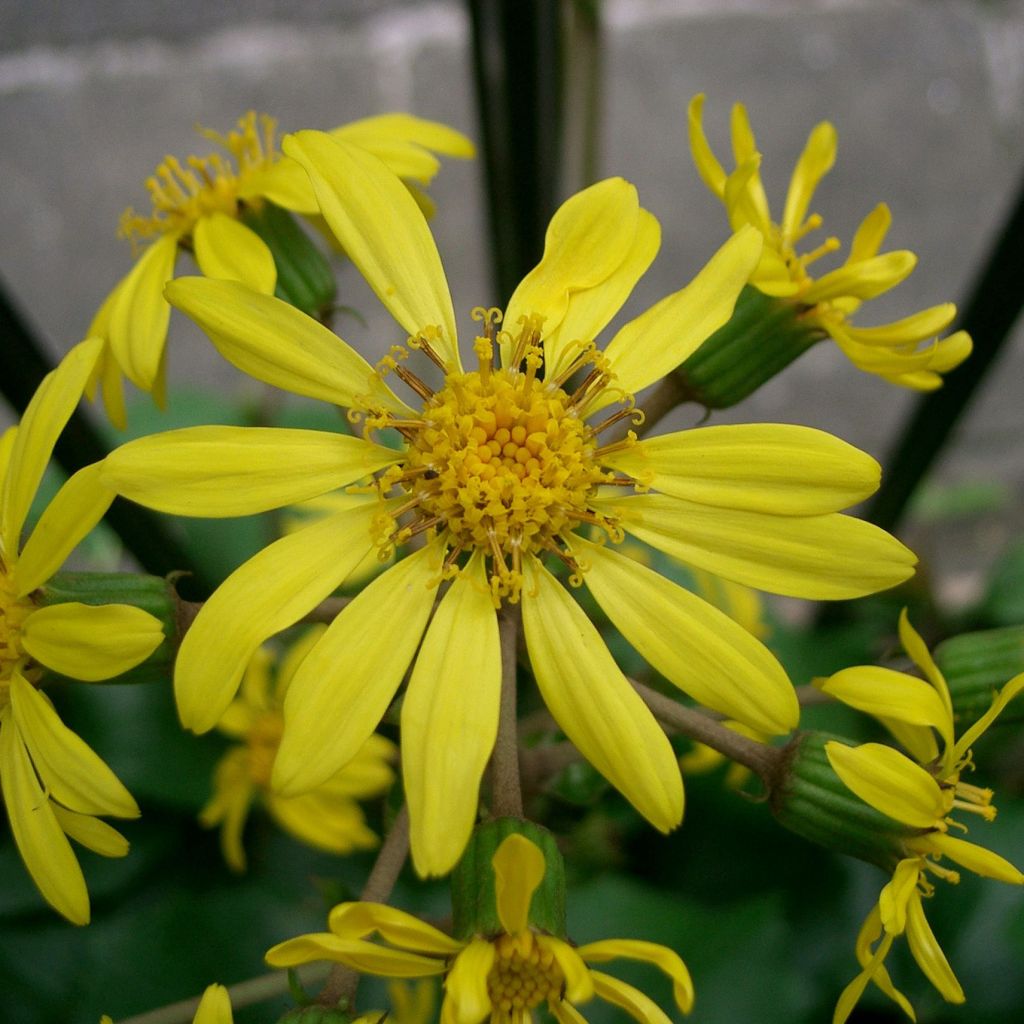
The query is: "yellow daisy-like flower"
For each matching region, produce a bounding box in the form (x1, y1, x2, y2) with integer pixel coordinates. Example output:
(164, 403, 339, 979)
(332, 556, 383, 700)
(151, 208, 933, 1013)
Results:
(88, 111, 474, 427)
(103, 135, 916, 876)
(0, 338, 164, 924)
(688, 94, 972, 389)
(820, 611, 1024, 1021)
(266, 833, 695, 1024)
(200, 627, 396, 871)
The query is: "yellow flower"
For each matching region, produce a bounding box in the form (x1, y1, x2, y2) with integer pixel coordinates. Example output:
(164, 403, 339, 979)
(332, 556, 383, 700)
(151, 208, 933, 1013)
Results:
(103, 136, 916, 876)
(200, 627, 396, 871)
(820, 611, 1024, 1021)
(87, 111, 474, 427)
(102, 982, 232, 1024)
(0, 339, 164, 924)
(688, 94, 972, 389)
(266, 833, 694, 1024)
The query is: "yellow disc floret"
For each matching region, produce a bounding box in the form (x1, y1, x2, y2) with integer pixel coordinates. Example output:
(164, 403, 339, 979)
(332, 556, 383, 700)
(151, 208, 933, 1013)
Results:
(1, 568, 36, 697)
(487, 932, 564, 1020)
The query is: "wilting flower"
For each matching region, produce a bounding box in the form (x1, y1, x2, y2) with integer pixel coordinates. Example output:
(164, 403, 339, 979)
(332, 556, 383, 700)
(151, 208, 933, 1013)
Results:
(103, 136, 915, 875)
(87, 111, 474, 426)
(266, 832, 695, 1024)
(200, 627, 396, 871)
(820, 611, 1024, 1021)
(0, 339, 164, 923)
(688, 94, 971, 389)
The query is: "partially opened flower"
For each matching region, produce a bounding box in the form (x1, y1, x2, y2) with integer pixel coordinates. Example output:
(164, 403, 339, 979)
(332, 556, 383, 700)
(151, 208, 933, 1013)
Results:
(688, 94, 971, 391)
(1, 339, 164, 924)
(266, 831, 695, 1024)
(200, 627, 396, 871)
(103, 137, 915, 876)
(88, 111, 474, 426)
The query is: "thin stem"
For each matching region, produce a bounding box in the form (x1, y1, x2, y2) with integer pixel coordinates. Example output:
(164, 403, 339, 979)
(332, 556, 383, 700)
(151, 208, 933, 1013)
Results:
(635, 373, 696, 438)
(491, 603, 524, 817)
(630, 679, 785, 788)
(317, 805, 411, 1007)
(115, 964, 328, 1024)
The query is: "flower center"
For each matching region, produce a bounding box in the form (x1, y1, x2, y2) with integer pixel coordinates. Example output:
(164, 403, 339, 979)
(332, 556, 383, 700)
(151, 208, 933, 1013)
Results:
(119, 111, 278, 245)
(246, 711, 285, 788)
(486, 932, 564, 1018)
(0, 568, 35, 698)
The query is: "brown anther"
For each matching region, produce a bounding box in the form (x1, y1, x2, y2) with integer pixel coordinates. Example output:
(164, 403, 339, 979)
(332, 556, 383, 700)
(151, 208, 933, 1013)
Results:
(393, 366, 435, 402)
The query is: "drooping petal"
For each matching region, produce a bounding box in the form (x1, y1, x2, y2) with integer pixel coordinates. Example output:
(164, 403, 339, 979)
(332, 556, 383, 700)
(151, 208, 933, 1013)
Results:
(590, 971, 674, 1024)
(603, 423, 879, 516)
(550, 999, 590, 1024)
(199, 747, 254, 872)
(577, 939, 694, 1014)
(952, 672, 1024, 765)
(538, 936, 594, 1003)
(175, 500, 390, 733)
(492, 833, 548, 936)
(918, 832, 1024, 884)
(274, 543, 441, 796)
(51, 805, 129, 858)
(1, 337, 102, 558)
(878, 858, 921, 935)
(22, 602, 163, 683)
(686, 94, 727, 199)
(15, 463, 115, 597)
(193, 984, 234, 1024)
(825, 741, 946, 828)
(832, 932, 900, 1024)
(332, 113, 475, 163)
(108, 233, 179, 390)
(897, 609, 950, 705)
(574, 537, 796, 735)
(596, 493, 916, 600)
(597, 226, 762, 412)
(402, 552, 500, 877)
(842, 304, 956, 346)
(781, 121, 837, 240)
(283, 131, 459, 368)
(0, 713, 89, 925)
(802, 251, 916, 305)
(103, 426, 400, 517)
(165, 277, 409, 413)
(265, 933, 447, 976)
(521, 556, 683, 832)
(443, 940, 496, 1024)
(905, 890, 965, 1003)
(193, 213, 277, 294)
(329, 902, 462, 955)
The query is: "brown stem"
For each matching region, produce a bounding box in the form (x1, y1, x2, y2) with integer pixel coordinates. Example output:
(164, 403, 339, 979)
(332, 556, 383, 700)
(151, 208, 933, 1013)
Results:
(490, 604, 524, 817)
(635, 373, 697, 437)
(317, 805, 411, 1008)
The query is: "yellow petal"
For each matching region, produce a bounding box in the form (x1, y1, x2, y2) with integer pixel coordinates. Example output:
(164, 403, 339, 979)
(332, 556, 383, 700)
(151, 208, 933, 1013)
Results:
(22, 602, 163, 683)
(832, 932, 902, 1024)
(842, 304, 957, 346)
(905, 890, 965, 1003)
(0, 426, 16, 499)
(596, 493, 916, 600)
(686, 94, 727, 199)
(918, 832, 1024, 884)
(897, 609, 949, 703)
(550, 999, 590, 1024)
(604, 423, 880, 516)
(103, 426, 399, 517)
(825, 741, 945, 828)
(109, 233, 178, 389)
(329, 902, 462, 955)
(175, 500, 389, 733)
(265, 790, 377, 856)
(728, 105, 771, 231)
(597, 226, 762, 412)
(403, 553, 500, 877)
(802, 251, 916, 305)
(275, 624, 328, 699)
(590, 971, 674, 1024)
(878, 857, 921, 935)
(953, 671, 1024, 765)
(193, 984, 233, 1024)
(165, 277, 409, 413)
(238, 157, 319, 213)
(574, 537, 796, 735)
(51, 806, 129, 858)
(193, 213, 277, 294)
(781, 121, 836, 240)
(200, 747, 253, 872)
(578, 939, 694, 1014)
(265, 933, 446, 976)
(491, 834, 547, 935)
(538, 936, 594, 1003)
(15, 463, 114, 597)
(274, 544, 441, 796)
(846, 203, 891, 264)
(443, 940, 495, 1024)
(332, 113, 475, 161)
(1, 337, 102, 557)
(283, 131, 459, 368)
(0, 713, 89, 925)
(521, 556, 683, 832)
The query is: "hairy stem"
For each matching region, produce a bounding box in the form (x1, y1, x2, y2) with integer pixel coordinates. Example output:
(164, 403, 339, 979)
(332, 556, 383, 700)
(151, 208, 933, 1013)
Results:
(491, 604, 524, 817)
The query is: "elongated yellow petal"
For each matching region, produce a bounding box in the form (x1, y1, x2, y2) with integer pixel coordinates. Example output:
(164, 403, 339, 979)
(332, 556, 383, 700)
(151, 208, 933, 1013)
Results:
(897, 609, 949, 701)
(843, 304, 956, 346)
(0, 426, 16, 500)
(444, 940, 495, 1024)
(604, 424, 879, 516)
(193, 213, 276, 294)
(539, 936, 594, 1003)
(521, 556, 683, 832)
(578, 939, 694, 1014)
(550, 999, 590, 1024)
(109, 233, 178, 389)
(803, 251, 916, 305)
(22, 602, 163, 683)
(265, 933, 447, 976)
(10, 673, 138, 817)
(51, 805, 129, 858)
(878, 715, 939, 767)
(165, 277, 409, 413)
(491, 834, 547, 936)
(176, 500, 389, 733)
(825, 741, 945, 828)
(728, 105, 771, 231)
(238, 157, 319, 213)
(201, 747, 254, 872)
(283, 131, 459, 367)
(329, 902, 463, 955)
(905, 890, 965, 1003)
(878, 857, 921, 935)
(596, 493, 916, 600)
(952, 672, 1024, 765)
(597, 226, 762, 413)
(403, 553, 500, 877)
(1, 337, 101, 557)
(781, 121, 836, 240)
(0, 714, 89, 925)
(687, 94, 727, 199)
(15, 463, 114, 597)
(266, 790, 377, 855)
(918, 832, 1024, 884)
(333, 113, 475, 160)
(575, 538, 796, 735)
(104, 426, 399, 518)
(274, 544, 441, 796)
(193, 984, 233, 1024)
(591, 971, 674, 1024)
(846, 203, 891, 264)
(832, 933, 899, 1024)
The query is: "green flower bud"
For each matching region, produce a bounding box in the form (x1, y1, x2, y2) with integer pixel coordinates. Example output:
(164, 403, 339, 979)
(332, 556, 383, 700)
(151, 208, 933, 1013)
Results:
(935, 625, 1024, 726)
